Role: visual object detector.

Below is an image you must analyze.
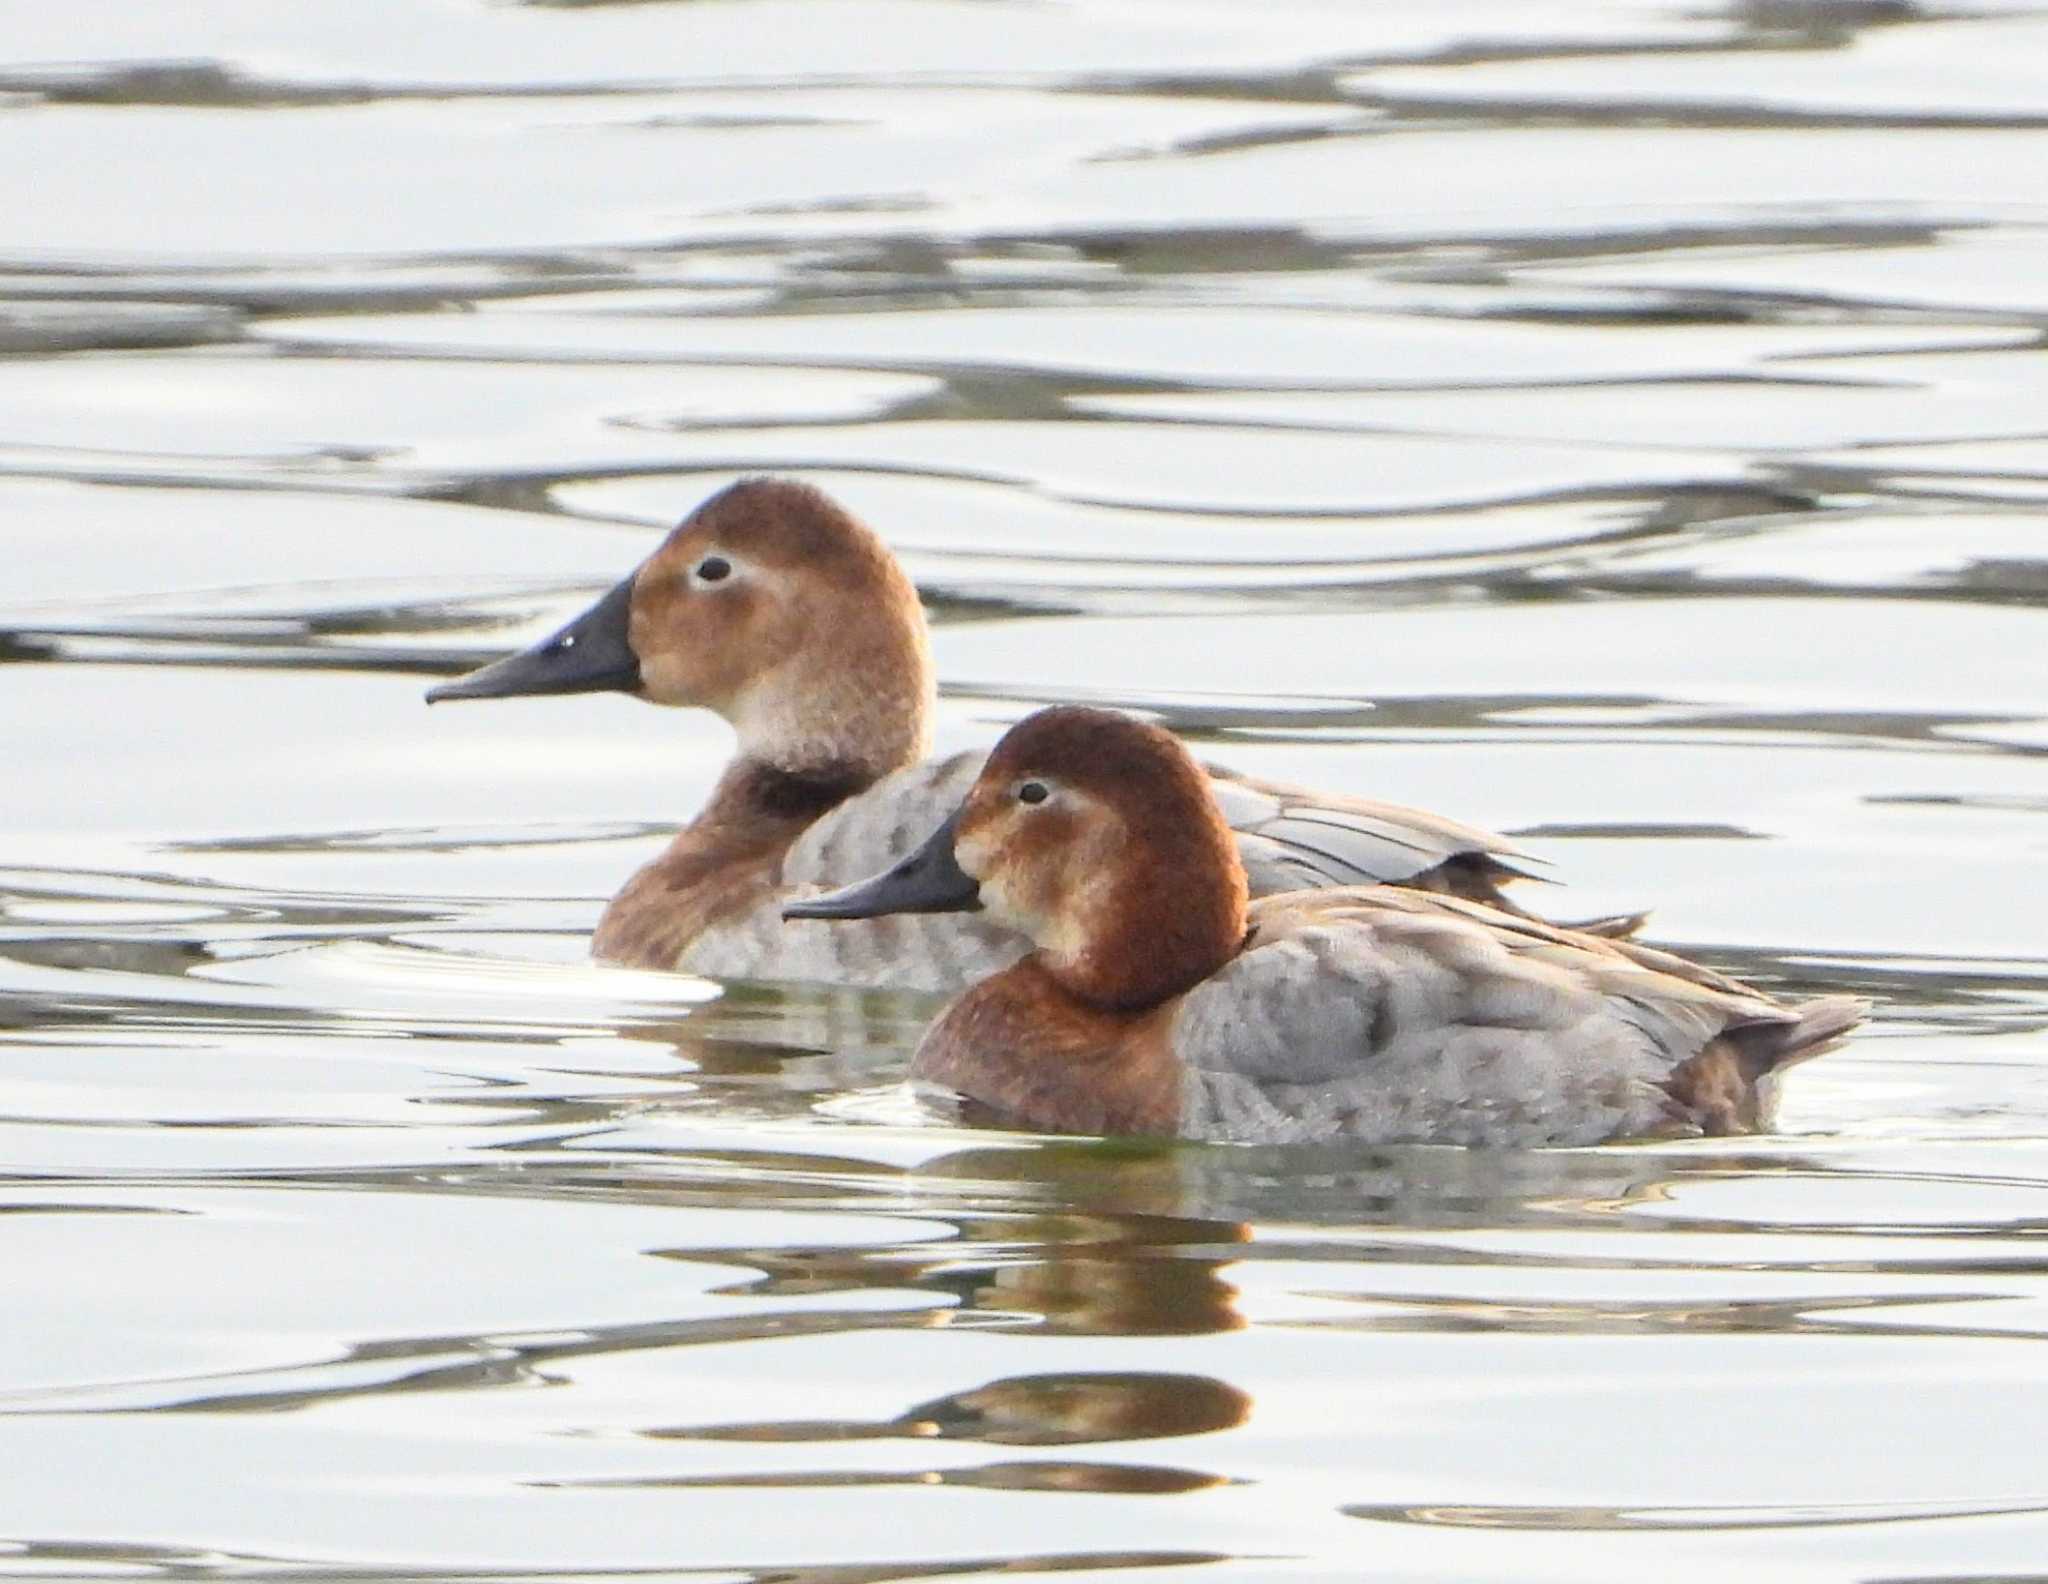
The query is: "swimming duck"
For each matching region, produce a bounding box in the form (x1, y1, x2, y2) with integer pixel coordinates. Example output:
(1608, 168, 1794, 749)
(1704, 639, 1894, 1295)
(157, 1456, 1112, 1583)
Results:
(428, 478, 1635, 992)
(786, 706, 1865, 1146)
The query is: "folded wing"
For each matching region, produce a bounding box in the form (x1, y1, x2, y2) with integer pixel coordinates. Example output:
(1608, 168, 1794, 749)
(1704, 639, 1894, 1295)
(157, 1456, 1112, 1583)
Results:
(1175, 887, 1863, 1146)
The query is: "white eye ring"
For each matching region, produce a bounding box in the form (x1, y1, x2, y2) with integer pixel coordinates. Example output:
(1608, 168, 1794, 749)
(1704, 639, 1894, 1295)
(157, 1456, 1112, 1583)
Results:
(693, 554, 735, 586)
(1017, 780, 1049, 806)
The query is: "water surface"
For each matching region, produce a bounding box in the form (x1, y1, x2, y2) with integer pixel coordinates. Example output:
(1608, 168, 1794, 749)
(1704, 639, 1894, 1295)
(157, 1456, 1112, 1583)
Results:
(6, 2, 2048, 1580)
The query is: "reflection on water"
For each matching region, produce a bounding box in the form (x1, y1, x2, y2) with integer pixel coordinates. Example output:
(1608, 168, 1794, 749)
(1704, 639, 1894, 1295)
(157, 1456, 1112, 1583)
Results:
(7, 0, 2048, 1580)
(670, 1371, 1253, 1446)
(1349, 1496, 2048, 1533)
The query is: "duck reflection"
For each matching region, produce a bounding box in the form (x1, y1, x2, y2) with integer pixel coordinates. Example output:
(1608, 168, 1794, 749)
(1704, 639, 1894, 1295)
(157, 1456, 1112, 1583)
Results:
(959, 1237, 1246, 1337)
(610, 979, 940, 1104)
(554, 1460, 1232, 1496)
(568, 1370, 1251, 1497)
(657, 1202, 1246, 1338)
(1345, 1493, 2048, 1533)
(674, 1370, 1251, 1448)
(905, 1135, 1729, 1233)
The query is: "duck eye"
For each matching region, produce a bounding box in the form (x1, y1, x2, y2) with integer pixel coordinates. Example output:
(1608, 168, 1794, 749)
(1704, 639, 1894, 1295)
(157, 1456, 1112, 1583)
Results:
(695, 555, 732, 584)
(1017, 780, 1049, 806)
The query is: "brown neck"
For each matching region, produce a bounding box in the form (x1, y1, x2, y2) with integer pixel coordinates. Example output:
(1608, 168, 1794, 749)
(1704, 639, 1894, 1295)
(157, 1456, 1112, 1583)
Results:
(914, 959, 1183, 1136)
(1053, 823, 1248, 1013)
(590, 757, 868, 968)
(732, 674, 929, 790)
(718, 756, 875, 822)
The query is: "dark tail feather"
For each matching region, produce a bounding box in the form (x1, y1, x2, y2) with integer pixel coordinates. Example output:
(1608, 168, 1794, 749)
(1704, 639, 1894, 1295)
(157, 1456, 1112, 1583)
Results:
(1561, 910, 1650, 941)
(1472, 883, 1650, 941)
(1745, 995, 1870, 1074)
(1667, 995, 1870, 1135)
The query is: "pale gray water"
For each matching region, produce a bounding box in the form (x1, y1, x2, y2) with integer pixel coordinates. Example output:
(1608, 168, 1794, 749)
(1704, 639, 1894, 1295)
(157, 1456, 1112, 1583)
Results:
(5, 2, 2048, 1580)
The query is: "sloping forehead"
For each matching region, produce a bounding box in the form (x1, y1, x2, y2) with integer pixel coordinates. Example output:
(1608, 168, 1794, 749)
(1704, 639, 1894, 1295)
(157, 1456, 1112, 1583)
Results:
(664, 479, 876, 570)
(983, 707, 1192, 794)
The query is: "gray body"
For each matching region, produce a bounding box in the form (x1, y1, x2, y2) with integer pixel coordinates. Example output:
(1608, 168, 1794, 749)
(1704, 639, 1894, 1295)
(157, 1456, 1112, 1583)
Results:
(1172, 890, 1861, 1147)
(679, 751, 1533, 993)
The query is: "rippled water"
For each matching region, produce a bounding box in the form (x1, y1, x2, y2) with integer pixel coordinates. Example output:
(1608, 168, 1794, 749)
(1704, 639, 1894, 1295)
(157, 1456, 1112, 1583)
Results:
(7, 2, 2048, 1579)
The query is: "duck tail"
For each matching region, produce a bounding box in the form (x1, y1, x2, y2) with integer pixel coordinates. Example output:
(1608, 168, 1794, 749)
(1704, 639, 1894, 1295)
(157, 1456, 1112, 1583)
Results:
(1560, 910, 1650, 941)
(1746, 994, 1870, 1074)
(1664, 995, 1869, 1135)
(1473, 885, 1650, 940)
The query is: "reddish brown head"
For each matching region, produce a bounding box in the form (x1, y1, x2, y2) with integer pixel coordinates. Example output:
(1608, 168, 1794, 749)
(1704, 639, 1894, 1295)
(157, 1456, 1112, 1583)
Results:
(429, 478, 933, 783)
(956, 706, 1249, 1010)
(628, 479, 933, 777)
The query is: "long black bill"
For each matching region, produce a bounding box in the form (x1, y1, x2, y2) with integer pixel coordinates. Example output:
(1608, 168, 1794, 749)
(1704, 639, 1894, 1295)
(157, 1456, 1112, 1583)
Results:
(783, 811, 981, 921)
(426, 575, 642, 703)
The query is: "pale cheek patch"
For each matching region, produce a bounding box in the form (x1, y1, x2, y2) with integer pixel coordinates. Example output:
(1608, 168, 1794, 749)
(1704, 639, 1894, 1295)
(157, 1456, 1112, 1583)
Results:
(973, 864, 1033, 939)
(997, 837, 1114, 970)
(964, 827, 1061, 945)
(1043, 866, 1115, 971)
(955, 829, 991, 880)
(956, 799, 1123, 963)
(638, 653, 706, 709)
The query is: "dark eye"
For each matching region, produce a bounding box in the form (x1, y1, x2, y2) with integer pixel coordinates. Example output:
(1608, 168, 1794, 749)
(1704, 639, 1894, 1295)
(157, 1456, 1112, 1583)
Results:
(695, 555, 732, 583)
(1017, 780, 1048, 805)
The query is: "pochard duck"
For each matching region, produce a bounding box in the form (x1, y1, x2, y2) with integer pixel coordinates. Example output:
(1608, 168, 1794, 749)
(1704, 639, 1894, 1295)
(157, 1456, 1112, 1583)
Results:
(429, 478, 1636, 992)
(787, 706, 1866, 1146)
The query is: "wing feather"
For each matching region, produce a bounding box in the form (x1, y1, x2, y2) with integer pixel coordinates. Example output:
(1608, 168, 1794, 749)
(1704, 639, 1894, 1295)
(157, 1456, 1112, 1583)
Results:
(1173, 887, 1854, 1147)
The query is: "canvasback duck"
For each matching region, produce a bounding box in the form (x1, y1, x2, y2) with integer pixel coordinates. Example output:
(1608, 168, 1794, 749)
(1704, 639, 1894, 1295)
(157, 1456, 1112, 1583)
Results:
(428, 478, 1637, 992)
(786, 706, 1867, 1146)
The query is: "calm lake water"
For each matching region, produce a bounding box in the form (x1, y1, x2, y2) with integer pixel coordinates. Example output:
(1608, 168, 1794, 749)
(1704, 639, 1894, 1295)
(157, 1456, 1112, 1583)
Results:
(7, 2, 2048, 1580)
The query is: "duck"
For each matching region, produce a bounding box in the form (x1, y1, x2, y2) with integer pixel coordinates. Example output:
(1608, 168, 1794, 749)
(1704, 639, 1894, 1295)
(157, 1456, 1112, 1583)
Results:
(427, 477, 1638, 993)
(785, 706, 1867, 1146)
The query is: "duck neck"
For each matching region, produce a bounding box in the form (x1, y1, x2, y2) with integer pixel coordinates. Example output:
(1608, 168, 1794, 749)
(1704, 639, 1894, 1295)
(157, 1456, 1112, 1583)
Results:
(592, 757, 865, 969)
(915, 959, 1184, 1136)
(697, 755, 875, 834)
(729, 648, 934, 791)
